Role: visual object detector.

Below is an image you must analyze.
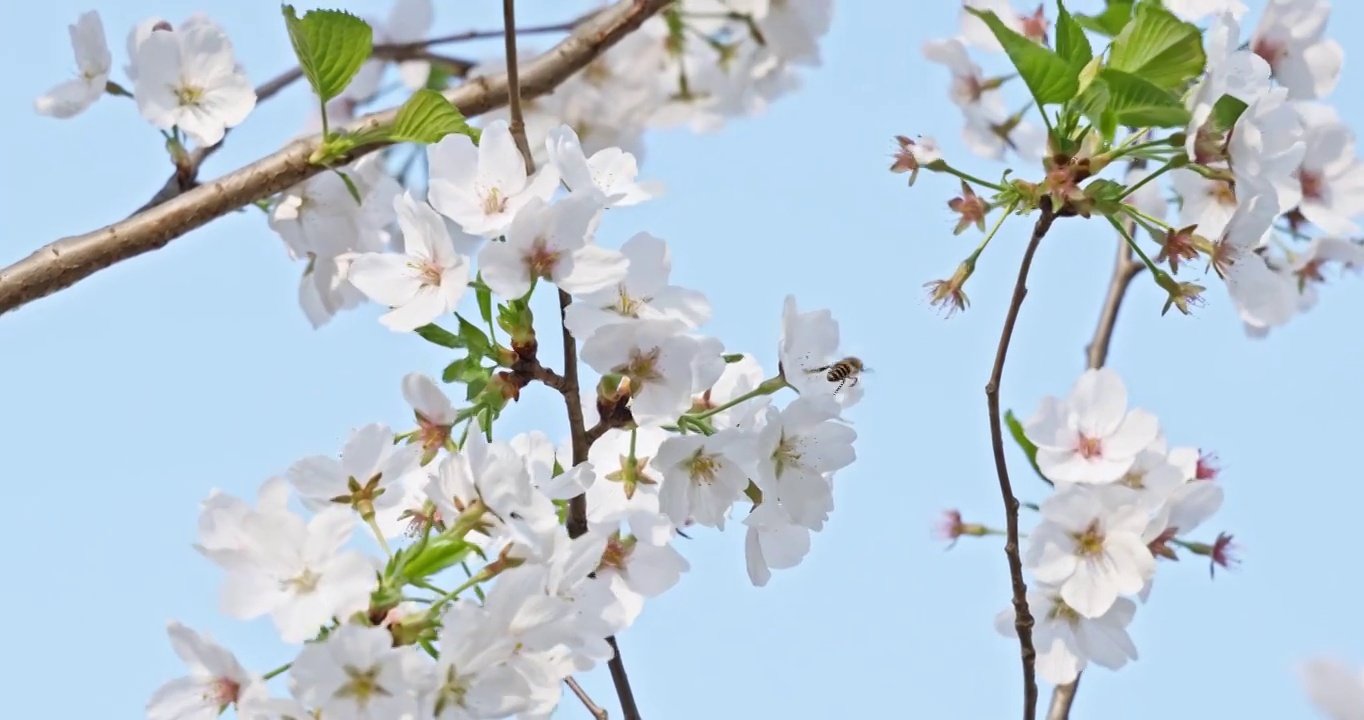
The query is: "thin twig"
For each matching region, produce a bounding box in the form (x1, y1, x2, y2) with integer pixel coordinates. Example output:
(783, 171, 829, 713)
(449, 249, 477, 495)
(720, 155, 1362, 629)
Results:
(500, 4, 642, 719)
(986, 201, 1056, 720)
(1046, 672, 1081, 720)
(1083, 238, 1144, 370)
(565, 676, 609, 720)
(0, 0, 673, 316)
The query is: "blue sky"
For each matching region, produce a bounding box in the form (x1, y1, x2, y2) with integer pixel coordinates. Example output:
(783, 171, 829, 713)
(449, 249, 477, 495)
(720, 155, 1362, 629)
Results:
(3, 1, 1362, 718)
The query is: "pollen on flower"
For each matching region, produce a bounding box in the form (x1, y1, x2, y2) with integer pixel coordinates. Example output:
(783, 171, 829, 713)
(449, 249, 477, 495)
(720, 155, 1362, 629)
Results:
(623, 347, 664, 383)
(1071, 520, 1106, 557)
(685, 449, 721, 484)
(1118, 467, 1146, 490)
(410, 259, 446, 287)
(481, 186, 508, 215)
(284, 567, 322, 594)
(1077, 434, 1103, 460)
(613, 285, 644, 317)
(433, 667, 470, 716)
(175, 85, 206, 107)
(1046, 596, 1081, 624)
(202, 676, 241, 706)
(336, 664, 393, 706)
(525, 238, 562, 280)
(771, 430, 804, 478)
(598, 532, 635, 572)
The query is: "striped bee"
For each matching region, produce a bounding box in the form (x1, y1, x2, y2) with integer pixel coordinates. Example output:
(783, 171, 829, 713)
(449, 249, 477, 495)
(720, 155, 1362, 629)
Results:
(805, 356, 868, 394)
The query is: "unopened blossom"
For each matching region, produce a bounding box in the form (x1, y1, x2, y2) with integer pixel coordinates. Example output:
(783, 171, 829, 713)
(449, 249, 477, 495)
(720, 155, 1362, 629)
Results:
(289, 624, 425, 720)
(581, 319, 725, 426)
(35, 11, 111, 118)
(147, 621, 266, 720)
(545, 125, 656, 207)
(744, 500, 812, 587)
(1027, 485, 1157, 617)
(1024, 368, 1161, 486)
(1252, 0, 1343, 100)
(995, 586, 1139, 685)
(1290, 102, 1364, 235)
(752, 396, 856, 531)
(132, 18, 256, 146)
(654, 431, 752, 530)
(478, 193, 628, 300)
(1300, 657, 1364, 719)
(563, 232, 710, 342)
(1230, 87, 1305, 213)
(427, 120, 561, 237)
(346, 192, 473, 332)
(219, 507, 378, 643)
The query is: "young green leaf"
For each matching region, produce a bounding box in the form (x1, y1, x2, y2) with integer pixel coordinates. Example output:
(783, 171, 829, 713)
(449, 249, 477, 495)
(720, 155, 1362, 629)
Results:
(1004, 410, 1051, 486)
(1074, 0, 1134, 37)
(334, 169, 362, 205)
(415, 323, 464, 349)
(1097, 68, 1191, 128)
(474, 278, 494, 325)
(1108, 2, 1206, 91)
(967, 8, 1079, 105)
(390, 89, 474, 144)
(399, 537, 472, 581)
(455, 314, 492, 357)
(1055, 0, 1093, 69)
(1208, 93, 1250, 132)
(281, 6, 373, 103)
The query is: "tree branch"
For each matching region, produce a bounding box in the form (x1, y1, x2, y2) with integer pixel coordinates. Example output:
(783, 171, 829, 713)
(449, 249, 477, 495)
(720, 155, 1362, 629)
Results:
(565, 676, 609, 720)
(1045, 672, 1081, 720)
(986, 200, 1056, 720)
(0, 0, 672, 317)
(500, 2, 640, 719)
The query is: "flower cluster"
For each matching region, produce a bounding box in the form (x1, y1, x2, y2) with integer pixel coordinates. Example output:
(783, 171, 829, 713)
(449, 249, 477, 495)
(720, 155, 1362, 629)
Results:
(915, 0, 1363, 334)
(129, 13, 857, 713)
(983, 367, 1230, 685)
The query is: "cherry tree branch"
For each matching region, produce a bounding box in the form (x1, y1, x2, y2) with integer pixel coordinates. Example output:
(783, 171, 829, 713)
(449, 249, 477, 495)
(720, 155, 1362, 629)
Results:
(1045, 673, 1081, 720)
(566, 676, 609, 720)
(986, 200, 1056, 720)
(500, 2, 642, 719)
(0, 0, 671, 317)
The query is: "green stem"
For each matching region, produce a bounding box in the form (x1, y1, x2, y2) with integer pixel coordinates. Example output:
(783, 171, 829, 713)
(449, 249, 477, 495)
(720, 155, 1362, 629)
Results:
(688, 375, 789, 421)
(1106, 215, 1162, 275)
(365, 516, 394, 559)
(263, 662, 292, 681)
(411, 578, 451, 596)
(939, 164, 1007, 193)
(1119, 161, 1176, 201)
(319, 98, 330, 139)
(1120, 203, 1172, 232)
(968, 200, 1019, 265)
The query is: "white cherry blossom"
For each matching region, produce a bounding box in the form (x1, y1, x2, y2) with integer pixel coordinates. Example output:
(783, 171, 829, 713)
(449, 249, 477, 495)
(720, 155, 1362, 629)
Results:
(1023, 368, 1161, 486)
(132, 18, 256, 146)
(995, 586, 1139, 685)
(427, 120, 561, 237)
(545, 125, 657, 207)
(289, 624, 426, 720)
(478, 193, 628, 300)
(147, 621, 266, 720)
(562, 232, 710, 342)
(35, 11, 111, 119)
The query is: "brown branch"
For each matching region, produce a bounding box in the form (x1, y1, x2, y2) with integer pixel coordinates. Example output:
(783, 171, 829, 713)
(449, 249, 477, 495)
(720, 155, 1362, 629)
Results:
(986, 200, 1056, 720)
(565, 676, 609, 720)
(499, 3, 641, 719)
(0, 0, 672, 317)
(1046, 672, 1081, 720)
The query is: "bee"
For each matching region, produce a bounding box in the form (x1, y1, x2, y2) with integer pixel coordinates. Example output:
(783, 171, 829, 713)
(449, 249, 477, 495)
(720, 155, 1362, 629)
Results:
(805, 356, 868, 394)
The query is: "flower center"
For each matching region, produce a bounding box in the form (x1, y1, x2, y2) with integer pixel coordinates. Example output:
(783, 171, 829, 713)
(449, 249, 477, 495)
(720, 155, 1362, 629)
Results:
(772, 431, 803, 477)
(284, 567, 322, 594)
(203, 676, 241, 706)
(433, 666, 469, 716)
(622, 347, 663, 384)
(1210, 180, 1236, 207)
(1119, 467, 1146, 489)
(1077, 434, 1103, 460)
(175, 84, 205, 107)
(1047, 597, 1081, 624)
(1298, 169, 1325, 201)
(614, 285, 644, 317)
(411, 259, 444, 286)
(1252, 38, 1287, 68)
(336, 665, 392, 707)
(686, 450, 720, 484)
(1071, 520, 1106, 557)
(481, 187, 508, 215)
(525, 238, 561, 280)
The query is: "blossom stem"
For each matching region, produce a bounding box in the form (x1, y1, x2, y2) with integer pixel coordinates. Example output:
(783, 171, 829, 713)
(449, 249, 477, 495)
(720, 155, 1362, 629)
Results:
(969, 200, 1019, 265)
(426, 567, 495, 613)
(1106, 215, 1162, 276)
(985, 199, 1056, 720)
(1117, 161, 1175, 201)
(939, 164, 1006, 193)
(687, 375, 788, 421)
(366, 517, 394, 559)
(262, 662, 292, 681)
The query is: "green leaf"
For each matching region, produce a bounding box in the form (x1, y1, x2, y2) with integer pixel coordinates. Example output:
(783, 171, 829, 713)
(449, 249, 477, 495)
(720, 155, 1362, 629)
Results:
(1074, 0, 1134, 37)
(334, 169, 362, 205)
(1076, 81, 1117, 142)
(1004, 410, 1051, 486)
(1098, 68, 1191, 127)
(967, 8, 1079, 106)
(281, 6, 373, 103)
(455, 314, 491, 357)
(722, 353, 746, 364)
(400, 537, 472, 580)
(389, 89, 474, 144)
(1208, 93, 1249, 132)
(475, 280, 494, 325)
(442, 354, 492, 385)
(1108, 1, 1205, 91)
(1055, 0, 1093, 69)
(415, 323, 464, 349)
